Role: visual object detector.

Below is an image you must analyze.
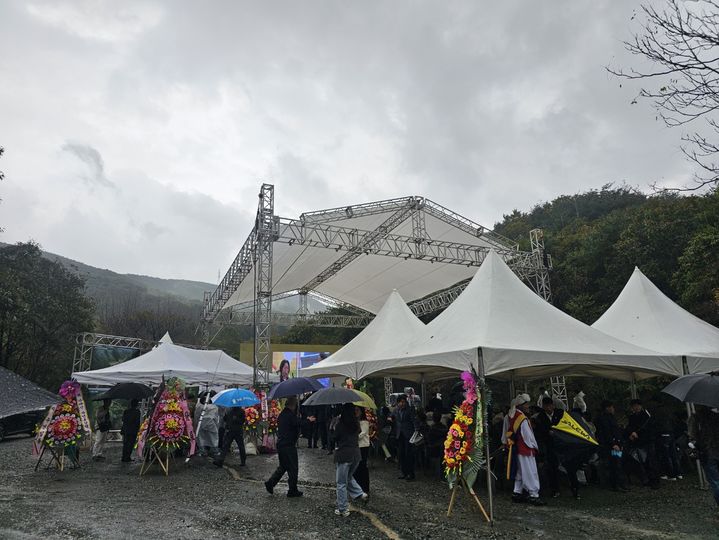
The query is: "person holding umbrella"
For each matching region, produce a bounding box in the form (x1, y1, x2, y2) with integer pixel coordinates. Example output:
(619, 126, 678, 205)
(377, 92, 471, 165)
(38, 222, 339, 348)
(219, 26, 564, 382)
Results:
(689, 407, 719, 507)
(663, 371, 719, 508)
(121, 399, 141, 463)
(213, 407, 246, 468)
(334, 403, 368, 516)
(265, 396, 303, 498)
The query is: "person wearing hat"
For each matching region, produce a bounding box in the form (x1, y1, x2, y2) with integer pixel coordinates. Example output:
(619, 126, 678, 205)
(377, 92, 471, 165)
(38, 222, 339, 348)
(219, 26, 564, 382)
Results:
(502, 394, 545, 505)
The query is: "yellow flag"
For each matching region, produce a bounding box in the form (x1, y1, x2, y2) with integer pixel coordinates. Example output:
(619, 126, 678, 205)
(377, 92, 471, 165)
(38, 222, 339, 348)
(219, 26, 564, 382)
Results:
(551, 411, 598, 445)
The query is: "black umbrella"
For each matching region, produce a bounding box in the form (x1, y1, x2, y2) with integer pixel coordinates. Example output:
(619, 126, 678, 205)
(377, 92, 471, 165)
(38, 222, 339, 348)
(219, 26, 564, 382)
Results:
(93, 383, 154, 401)
(301, 387, 362, 407)
(268, 377, 324, 400)
(662, 372, 719, 408)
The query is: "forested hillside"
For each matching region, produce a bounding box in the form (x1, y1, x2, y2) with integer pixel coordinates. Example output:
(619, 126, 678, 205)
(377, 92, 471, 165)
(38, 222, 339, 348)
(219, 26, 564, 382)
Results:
(494, 185, 719, 327)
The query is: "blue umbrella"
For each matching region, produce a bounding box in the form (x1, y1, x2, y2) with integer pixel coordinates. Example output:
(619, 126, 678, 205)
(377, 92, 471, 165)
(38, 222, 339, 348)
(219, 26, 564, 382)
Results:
(268, 377, 324, 400)
(212, 388, 260, 408)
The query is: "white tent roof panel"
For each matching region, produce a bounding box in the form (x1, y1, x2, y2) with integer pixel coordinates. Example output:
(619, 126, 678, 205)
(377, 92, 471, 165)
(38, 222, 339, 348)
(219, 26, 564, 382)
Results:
(592, 267, 719, 374)
(300, 290, 425, 379)
(73, 343, 255, 387)
(328, 251, 682, 382)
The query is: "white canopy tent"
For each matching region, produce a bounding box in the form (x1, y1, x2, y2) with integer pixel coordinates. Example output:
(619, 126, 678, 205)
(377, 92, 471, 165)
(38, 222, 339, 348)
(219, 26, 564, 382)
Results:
(300, 290, 426, 379)
(73, 342, 255, 387)
(592, 267, 719, 375)
(310, 251, 682, 382)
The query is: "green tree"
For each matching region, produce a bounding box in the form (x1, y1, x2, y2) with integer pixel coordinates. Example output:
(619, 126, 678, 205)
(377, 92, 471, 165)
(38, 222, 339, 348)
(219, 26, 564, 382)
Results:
(0, 242, 95, 389)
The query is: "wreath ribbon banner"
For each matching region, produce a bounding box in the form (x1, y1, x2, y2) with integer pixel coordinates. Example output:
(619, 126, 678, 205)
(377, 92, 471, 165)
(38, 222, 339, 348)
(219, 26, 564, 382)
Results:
(32, 405, 56, 456)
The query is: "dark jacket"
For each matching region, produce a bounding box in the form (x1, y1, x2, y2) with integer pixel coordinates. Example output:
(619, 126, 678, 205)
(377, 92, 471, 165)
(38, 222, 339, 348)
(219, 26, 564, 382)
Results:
(595, 411, 622, 448)
(121, 407, 141, 437)
(533, 409, 563, 448)
(626, 409, 654, 447)
(689, 408, 719, 461)
(224, 408, 245, 434)
(276, 407, 300, 448)
(333, 421, 361, 464)
(392, 406, 417, 439)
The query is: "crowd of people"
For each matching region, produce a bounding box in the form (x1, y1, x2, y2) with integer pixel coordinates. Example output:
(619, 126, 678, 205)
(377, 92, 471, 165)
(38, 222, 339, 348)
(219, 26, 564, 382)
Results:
(87, 385, 719, 516)
(491, 390, 719, 508)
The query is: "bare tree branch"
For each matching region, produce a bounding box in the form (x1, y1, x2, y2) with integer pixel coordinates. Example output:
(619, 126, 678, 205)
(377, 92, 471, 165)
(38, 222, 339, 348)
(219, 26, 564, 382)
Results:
(608, 0, 719, 191)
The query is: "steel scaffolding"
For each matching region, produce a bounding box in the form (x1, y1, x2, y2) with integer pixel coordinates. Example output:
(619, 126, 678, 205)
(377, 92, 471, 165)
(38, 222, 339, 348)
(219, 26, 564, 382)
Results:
(203, 184, 553, 387)
(253, 184, 276, 388)
(72, 333, 156, 374)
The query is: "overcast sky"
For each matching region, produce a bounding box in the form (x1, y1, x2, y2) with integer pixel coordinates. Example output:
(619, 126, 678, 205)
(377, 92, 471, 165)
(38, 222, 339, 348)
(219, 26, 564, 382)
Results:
(0, 1, 695, 283)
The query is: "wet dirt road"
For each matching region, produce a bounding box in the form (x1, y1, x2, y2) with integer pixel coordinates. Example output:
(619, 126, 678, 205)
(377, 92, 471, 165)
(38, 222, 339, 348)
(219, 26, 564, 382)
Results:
(0, 436, 716, 539)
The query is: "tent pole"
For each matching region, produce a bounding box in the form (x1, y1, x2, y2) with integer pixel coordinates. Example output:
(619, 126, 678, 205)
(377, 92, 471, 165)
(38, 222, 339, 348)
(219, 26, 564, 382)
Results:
(477, 347, 494, 525)
(420, 374, 426, 408)
(509, 371, 516, 399)
(629, 375, 638, 399)
(682, 356, 707, 489)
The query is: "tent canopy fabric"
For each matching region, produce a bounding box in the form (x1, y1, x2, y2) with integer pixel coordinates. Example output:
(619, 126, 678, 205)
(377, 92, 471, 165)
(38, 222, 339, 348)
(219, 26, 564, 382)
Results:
(592, 267, 719, 375)
(300, 290, 425, 379)
(222, 208, 512, 314)
(73, 342, 255, 387)
(308, 251, 682, 383)
(0, 366, 58, 419)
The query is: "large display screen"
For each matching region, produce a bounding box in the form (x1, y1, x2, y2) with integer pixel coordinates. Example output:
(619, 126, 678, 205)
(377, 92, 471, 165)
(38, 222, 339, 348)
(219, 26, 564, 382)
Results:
(272, 351, 331, 387)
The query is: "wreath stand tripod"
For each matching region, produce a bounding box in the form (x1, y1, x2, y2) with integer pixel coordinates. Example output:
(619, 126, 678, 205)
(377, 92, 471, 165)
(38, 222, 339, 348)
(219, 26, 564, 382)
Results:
(447, 476, 491, 523)
(34, 444, 80, 472)
(140, 446, 173, 476)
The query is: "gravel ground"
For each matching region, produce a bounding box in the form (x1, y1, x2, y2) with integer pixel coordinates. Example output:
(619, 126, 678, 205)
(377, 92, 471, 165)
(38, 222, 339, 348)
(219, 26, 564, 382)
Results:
(0, 435, 717, 539)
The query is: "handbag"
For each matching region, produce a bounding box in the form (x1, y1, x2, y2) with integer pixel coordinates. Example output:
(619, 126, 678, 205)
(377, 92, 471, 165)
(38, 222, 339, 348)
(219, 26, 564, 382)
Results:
(409, 430, 425, 446)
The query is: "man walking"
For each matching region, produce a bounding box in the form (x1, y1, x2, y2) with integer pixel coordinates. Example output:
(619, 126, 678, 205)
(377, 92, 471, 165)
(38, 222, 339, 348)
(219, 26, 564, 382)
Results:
(502, 394, 545, 505)
(392, 395, 417, 481)
(214, 407, 247, 468)
(92, 399, 112, 461)
(120, 399, 141, 463)
(265, 397, 303, 497)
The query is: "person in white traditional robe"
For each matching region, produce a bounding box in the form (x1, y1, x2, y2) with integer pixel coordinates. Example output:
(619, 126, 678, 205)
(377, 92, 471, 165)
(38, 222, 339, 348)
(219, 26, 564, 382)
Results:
(502, 394, 545, 505)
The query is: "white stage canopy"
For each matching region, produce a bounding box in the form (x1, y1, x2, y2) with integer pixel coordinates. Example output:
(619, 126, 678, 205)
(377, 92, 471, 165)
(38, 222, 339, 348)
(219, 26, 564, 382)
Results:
(315, 251, 682, 382)
(300, 290, 425, 379)
(592, 267, 719, 375)
(221, 206, 513, 315)
(73, 342, 255, 387)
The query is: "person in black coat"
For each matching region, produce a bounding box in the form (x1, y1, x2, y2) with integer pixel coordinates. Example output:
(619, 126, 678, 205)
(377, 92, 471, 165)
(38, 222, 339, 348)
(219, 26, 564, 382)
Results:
(595, 400, 628, 491)
(213, 407, 246, 467)
(265, 397, 302, 497)
(120, 399, 141, 462)
(534, 397, 564, 497)
(391, 395, 418, 481)
(625, 399, 660, 488)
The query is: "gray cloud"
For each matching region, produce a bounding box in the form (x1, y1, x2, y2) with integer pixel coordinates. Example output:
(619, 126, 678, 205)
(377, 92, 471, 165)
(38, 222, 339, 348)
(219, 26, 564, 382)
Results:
(0, 0, 699, 281)
(61, 142, 114, 188)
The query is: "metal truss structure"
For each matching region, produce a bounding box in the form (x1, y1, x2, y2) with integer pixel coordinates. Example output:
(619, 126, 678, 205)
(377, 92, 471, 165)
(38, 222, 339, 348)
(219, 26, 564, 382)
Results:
(203, 184, 554, 391)
(72, 332, 206, 375)
(72, 333, 156, 374)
